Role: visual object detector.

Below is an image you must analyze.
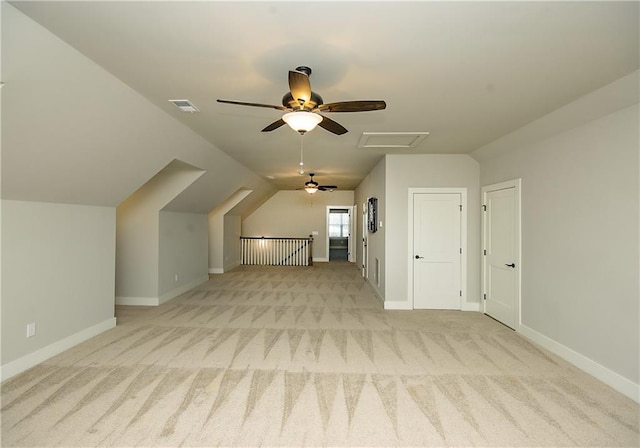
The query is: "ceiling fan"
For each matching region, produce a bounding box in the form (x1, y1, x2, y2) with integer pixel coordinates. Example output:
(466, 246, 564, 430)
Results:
(301, 173, 337, 194)
(217, 66, 386, 135)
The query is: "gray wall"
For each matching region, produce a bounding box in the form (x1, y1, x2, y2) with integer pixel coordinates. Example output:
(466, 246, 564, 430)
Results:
(158, 211, 208, 298)
(208, 189, 253, 274)
(223, 215, 242, 271)
(480, 103, 639, 386)
(385, 154, 480, 308)
(2, 4, 275, 213)
(1, 200, 116, 367)
(355, 155, 480, 308)
(116, 160, 204, 303)
(355, 158, 386, 298)
(243, 190, 355, 261)
(1, 5, 274, 378)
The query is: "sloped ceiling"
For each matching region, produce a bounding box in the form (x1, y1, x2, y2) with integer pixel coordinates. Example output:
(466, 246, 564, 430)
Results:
(2, 2, 277, 213)
(3, 1, 639, 208)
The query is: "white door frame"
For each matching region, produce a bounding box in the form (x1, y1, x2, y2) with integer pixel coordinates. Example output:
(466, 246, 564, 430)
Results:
(362, 202, 368, 277)
(482, 179, 522, 330)
(326, 206, 355, 262)
(349, 205, 356, 262)
(408, 187, 467, 309)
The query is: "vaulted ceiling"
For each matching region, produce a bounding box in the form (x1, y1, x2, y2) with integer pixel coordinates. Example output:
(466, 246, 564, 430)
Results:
(4, 1, 639, 200)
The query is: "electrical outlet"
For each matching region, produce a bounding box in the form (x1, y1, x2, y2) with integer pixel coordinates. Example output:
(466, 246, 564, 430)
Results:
(26, 322, 36, 338)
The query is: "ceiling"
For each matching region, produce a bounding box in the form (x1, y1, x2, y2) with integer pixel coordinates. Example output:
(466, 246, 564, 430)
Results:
(10, 1, 639, 191)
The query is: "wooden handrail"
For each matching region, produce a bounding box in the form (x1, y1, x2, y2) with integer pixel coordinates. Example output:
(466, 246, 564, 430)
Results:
(240, 236, 313, 240)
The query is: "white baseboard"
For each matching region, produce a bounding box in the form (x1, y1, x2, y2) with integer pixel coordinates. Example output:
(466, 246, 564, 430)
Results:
(462, 301, 481, 312)
(209, 268, 224, 274)
(116, 296, 159, 306)
(519, 324, 639, 403)
(313, 258, 329, 263)
(384, 301, 412, 310)
(385, 299, 480, 311)
(158, 275, 209, 305)
(116, 275, 209, 307)
(0, 317, 117, 382)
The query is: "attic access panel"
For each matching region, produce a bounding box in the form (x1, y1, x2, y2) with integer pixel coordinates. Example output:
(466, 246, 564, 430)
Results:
(358, 132, 430, 149)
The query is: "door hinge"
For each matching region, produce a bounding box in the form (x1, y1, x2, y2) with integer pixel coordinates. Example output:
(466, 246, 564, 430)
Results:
(459, 248, 462, 254)
(459, 205, 463, 211)
(483, 249, 487, 256)
(483, 205, 487, 211)
(459, 290, 462, 297)
(483, 293, 487, 300)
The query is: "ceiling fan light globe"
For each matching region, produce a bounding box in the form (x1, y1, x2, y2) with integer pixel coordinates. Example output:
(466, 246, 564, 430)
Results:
(305, 186, 318, 194)
(282, 111, 322, 133)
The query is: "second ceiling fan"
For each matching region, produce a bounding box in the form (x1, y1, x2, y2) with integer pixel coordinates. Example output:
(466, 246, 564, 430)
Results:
(217, 66, 386, 135)
(302, 173, 337, 194)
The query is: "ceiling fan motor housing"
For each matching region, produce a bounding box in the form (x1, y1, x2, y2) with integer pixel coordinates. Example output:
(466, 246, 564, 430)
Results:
(305, 173, 318, 188)
(303, 173, 337, 192)
(282, 91, 323, 110)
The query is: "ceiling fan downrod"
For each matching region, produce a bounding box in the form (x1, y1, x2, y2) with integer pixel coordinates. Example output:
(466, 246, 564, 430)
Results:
(295, 66, 312, 76)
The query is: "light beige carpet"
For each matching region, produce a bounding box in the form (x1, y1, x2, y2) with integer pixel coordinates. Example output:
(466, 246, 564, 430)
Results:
(1, 262, 638, 447)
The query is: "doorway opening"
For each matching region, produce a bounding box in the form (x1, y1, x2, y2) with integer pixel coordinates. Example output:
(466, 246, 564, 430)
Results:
(327, 207, 352, 261)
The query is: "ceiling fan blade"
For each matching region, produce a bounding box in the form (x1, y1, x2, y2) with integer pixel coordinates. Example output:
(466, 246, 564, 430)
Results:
(217, 99, 287, 111)
(318, 185, 338, 191)
(288, 70, 312, 108)
(316, 100, 386, 113)
(317, 114, 348, 135)
(261, 118, 286, 132)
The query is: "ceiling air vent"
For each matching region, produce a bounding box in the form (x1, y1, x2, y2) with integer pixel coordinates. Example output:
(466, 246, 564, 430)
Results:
(358, 132, 429, 149)
(169, 99, 199, 113)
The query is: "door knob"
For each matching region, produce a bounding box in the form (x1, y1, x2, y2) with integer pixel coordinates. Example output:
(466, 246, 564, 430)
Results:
(415, 255, 424, 259)
(505, 263, 515, 268)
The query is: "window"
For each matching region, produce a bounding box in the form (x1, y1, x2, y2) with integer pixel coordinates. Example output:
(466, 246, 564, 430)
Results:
(329, 210, 350, 237)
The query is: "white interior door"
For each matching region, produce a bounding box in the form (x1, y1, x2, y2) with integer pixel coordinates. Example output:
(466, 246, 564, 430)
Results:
(413, 193, 462, 309)
(483, 181, 520, 329)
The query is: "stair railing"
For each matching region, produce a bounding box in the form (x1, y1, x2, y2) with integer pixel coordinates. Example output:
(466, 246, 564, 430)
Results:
(240, 236, 313, 266)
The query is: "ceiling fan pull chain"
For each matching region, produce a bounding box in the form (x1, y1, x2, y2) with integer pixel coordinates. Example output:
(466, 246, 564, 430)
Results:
(299, 134, 305, 174)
